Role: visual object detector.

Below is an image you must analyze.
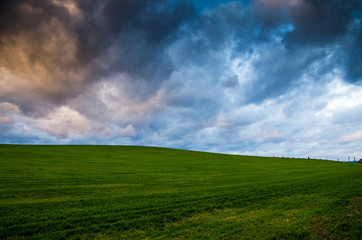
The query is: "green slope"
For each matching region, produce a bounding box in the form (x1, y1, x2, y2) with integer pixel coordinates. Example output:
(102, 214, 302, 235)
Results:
(0, 145, 361, 239)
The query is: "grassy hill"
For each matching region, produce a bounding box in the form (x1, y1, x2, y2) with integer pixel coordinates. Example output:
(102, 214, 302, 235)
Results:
(0, 145, 361, 239)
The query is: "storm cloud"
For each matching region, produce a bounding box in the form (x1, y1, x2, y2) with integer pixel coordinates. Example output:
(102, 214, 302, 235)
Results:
(0, 0, 361, 160)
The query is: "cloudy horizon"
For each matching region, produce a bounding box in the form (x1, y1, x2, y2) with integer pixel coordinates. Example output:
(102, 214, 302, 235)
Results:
(1, 0, 361, 161)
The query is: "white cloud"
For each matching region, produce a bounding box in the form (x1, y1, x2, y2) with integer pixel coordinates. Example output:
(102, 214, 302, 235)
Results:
(0, 102, 21, 125)
(35, 106, 91, 138)
(336, 131, 362, 144)
(0, 116, 13, 124)
(118, 125, 136, 137)
(0, 102, 21, 114)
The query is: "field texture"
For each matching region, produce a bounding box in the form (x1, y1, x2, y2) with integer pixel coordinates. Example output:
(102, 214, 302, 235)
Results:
(0, 145, 361, 239)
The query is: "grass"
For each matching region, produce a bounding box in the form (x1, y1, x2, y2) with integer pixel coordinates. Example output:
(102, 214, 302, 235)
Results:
(0, 145, 361, 239)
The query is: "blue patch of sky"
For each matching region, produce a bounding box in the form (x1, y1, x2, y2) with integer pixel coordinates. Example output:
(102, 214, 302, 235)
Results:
(172, 0, 252, 12)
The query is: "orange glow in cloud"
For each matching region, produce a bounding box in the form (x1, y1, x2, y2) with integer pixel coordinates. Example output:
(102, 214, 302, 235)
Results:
(0, 14, 88, 103)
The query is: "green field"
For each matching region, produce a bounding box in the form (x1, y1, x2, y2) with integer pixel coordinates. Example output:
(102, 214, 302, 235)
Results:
(0, 145, 361, 239)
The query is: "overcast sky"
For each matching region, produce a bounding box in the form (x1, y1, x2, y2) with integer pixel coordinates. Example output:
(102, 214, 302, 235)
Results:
(1, 0, 361, 160)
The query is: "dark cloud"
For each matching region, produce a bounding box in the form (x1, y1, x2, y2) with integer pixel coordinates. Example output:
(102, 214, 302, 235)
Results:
(159, 0, 361, 106)
(0, 0, 195, 109)
(79, 0, 195, 82)
(284, 0, 362, 83)
(343, 30, 362, 83)
(285, 0, 361, 46)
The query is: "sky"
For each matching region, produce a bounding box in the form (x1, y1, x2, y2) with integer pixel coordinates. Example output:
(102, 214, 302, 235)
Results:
(0, 0, 362, 160)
